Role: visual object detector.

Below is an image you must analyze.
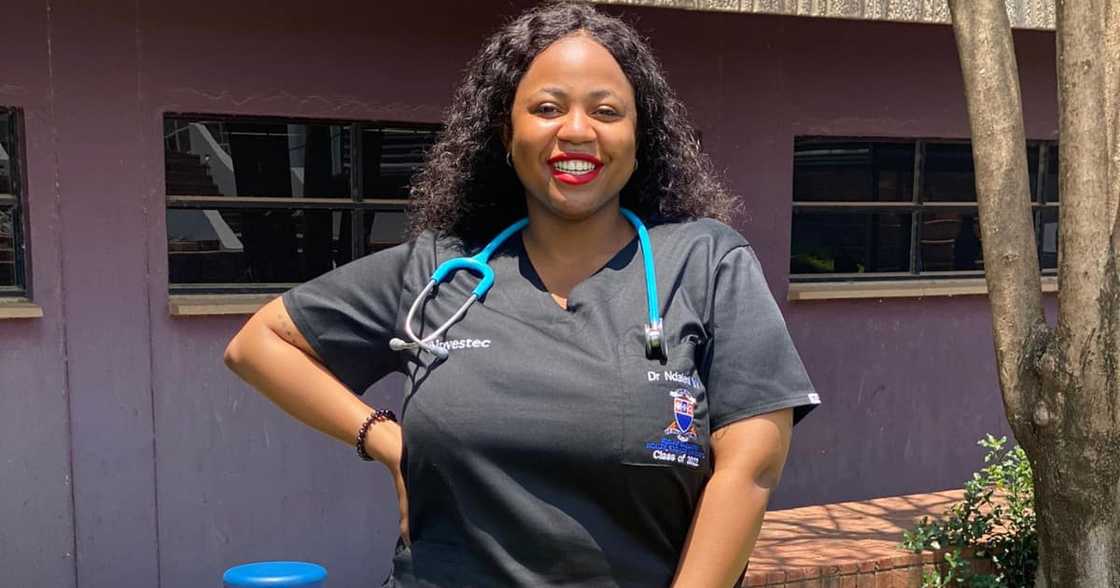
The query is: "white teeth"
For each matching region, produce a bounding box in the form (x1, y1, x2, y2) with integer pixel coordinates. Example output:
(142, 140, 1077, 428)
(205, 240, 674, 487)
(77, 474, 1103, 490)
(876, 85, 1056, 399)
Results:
(553, 159, 596, 174)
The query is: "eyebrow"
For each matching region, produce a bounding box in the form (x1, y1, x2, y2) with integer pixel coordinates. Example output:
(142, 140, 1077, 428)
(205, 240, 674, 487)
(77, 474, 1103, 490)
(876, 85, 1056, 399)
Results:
(539, 86, 619, 101)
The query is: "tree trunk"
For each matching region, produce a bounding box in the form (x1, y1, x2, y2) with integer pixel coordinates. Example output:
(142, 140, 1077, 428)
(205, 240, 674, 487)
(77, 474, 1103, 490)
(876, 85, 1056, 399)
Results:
(1032, 438, 1120, 586)
(948, 0, 1120, 585)
(945, 0, 1047, 444)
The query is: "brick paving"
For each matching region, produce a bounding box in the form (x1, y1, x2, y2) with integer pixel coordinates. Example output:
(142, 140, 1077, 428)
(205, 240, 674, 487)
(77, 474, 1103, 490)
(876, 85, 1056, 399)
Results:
(740, 489, 991, 587)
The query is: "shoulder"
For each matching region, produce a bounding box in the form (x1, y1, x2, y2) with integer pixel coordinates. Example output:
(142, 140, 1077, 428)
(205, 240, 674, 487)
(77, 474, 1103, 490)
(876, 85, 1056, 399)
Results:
(645, 218, 765, 328)
(649, 217, 751, 263)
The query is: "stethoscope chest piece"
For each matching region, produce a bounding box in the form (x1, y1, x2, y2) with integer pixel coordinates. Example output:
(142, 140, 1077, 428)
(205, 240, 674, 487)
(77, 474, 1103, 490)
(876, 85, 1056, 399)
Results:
(644, 319, 665, 361)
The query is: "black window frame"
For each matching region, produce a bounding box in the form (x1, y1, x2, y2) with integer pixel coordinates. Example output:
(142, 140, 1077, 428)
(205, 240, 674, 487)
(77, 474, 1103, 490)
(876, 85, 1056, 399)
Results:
(164, 113, 440, 295)
(791, 136, 1059, 283)
(0, 107, 30, 299)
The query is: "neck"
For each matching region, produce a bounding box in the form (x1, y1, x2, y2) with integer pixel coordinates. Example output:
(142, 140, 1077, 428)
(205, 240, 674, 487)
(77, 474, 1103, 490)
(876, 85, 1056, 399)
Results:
(521, 201, 635, 267)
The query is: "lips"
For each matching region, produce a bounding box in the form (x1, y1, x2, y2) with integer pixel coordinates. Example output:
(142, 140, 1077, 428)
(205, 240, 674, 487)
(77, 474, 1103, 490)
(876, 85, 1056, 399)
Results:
(548, 152, 603, 186)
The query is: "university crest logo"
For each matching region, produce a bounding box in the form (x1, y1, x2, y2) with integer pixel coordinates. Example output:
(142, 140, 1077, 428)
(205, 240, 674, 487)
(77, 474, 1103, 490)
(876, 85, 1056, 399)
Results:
(664, 388, 698, 442)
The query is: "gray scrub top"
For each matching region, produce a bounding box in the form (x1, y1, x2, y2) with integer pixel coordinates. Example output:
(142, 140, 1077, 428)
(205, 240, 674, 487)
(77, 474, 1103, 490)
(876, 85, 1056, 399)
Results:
(282, 218, 820, 587)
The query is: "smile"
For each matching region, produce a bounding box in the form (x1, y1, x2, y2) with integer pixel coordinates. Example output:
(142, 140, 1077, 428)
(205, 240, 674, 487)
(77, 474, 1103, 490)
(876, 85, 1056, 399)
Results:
(548, 153, 603, 186)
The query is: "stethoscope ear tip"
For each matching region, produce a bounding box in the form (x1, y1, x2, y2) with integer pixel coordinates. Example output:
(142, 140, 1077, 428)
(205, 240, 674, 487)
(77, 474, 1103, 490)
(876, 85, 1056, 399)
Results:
(391, 336, 449, 360)
(389, 338, 412, 351)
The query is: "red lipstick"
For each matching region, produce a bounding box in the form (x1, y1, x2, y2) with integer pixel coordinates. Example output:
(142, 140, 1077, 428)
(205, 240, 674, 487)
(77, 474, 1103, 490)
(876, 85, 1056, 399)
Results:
(548, 152, 603, 186)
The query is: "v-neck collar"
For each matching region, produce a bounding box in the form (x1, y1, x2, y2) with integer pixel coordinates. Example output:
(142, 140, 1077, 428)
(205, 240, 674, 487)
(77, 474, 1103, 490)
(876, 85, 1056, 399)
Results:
(514, 232, 640, 315)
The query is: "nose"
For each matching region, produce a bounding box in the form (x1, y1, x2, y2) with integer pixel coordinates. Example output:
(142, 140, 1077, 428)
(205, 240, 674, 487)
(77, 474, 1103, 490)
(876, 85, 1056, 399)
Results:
(556, 109, 595, 146)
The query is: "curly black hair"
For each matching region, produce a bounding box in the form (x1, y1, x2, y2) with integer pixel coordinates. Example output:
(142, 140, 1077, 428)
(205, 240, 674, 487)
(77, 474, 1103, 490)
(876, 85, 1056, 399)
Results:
(408, 1, 737, 247)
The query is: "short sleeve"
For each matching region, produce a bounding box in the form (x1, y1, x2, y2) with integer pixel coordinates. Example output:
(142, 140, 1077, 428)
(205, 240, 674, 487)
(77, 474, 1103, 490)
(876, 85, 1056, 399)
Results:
(700, 245, 820, 431)
(281, 239, 420, 394)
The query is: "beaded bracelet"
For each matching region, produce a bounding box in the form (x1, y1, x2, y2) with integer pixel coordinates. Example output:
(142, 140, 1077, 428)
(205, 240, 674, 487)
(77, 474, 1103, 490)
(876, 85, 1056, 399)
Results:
(356, 408, 398, 462)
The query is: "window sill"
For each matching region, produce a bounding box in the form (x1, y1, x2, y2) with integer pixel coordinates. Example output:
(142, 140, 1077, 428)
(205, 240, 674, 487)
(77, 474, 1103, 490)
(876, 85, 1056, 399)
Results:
(788, 276, 1058, 301)
(0, 299, 44, 319)
(168, 293, 278, 317)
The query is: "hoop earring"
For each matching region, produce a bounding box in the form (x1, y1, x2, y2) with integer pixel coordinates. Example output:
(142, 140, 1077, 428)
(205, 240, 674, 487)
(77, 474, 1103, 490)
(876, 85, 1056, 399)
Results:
(634, 159, 638, 171)
(506, 152, 513, 167)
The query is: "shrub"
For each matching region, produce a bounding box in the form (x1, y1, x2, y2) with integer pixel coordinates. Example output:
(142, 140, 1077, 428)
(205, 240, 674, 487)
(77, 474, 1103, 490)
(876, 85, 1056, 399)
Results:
(901, 435, 1037, 587)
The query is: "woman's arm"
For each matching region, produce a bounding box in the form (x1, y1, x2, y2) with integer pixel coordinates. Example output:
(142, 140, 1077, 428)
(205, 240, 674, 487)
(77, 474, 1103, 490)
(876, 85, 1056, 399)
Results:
(671, 408, 794, 588)
(223, 297, 409, 541)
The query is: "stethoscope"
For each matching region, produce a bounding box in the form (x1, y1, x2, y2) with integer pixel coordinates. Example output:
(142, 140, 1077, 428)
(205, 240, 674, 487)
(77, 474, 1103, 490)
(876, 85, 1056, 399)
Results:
(388, 207, 665, 361)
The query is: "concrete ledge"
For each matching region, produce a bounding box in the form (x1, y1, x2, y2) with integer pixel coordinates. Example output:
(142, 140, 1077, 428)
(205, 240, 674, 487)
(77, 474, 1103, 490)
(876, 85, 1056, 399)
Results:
(742, 490, 991, 587)
(789, 276, 1058, 301)
(168, 294, 277, 317)
(0, 299, 44, 319)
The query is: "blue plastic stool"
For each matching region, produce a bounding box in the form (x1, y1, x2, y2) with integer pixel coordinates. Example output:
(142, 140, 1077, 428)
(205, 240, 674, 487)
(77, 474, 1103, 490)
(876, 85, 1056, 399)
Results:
(223, 561, 327, 587)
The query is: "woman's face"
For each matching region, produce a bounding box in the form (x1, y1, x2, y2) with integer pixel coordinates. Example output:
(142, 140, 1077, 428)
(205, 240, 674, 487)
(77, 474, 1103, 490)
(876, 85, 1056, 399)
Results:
(506, 34, 638, 222)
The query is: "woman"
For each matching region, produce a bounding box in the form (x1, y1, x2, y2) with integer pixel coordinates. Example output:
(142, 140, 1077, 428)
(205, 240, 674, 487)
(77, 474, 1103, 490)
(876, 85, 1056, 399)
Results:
(224, 3, 819, 586)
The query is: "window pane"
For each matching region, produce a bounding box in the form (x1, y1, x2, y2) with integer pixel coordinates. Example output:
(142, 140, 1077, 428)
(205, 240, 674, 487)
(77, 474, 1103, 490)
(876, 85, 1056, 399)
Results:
(164, 119, 351, 198)
(0, 110, 14, 195)
(793, 139, 914, 202)
(919, 209, 984, 271)
(167, 208, 355, 286)
(1027, 143, 1040, 201)
(791, 211, 912, 274)
(1043, 144, 1059, 203)
(361, 127, 438, 199)
(363, 209, 409, 254)
(1038, 206, 1058, 269)
(0, 205, 16, 287)
(923, 143, 976, 202)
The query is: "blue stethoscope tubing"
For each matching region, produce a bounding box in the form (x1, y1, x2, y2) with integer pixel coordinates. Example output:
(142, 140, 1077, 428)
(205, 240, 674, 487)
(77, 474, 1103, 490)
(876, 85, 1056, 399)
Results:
(388, 207, 664, 360)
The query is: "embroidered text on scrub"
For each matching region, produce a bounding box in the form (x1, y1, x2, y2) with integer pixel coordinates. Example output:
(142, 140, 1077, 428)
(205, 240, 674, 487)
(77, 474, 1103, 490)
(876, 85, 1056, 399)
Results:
(432, 339, 492, 351)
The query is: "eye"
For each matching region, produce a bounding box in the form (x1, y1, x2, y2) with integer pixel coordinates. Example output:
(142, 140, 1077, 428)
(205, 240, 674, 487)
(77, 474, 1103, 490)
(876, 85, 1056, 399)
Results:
(532, 103, 562, 117)
(593, 106, 624, 120)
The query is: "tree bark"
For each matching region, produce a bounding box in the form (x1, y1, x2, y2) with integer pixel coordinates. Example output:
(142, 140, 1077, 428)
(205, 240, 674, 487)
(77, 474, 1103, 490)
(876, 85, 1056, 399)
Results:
(1054, 0, 1116, 429)
(946, 0, 1047, 448)
(949, 0, 1120, 585)
(1105, 2, 1119, 235)
(1049, 1, 1120, 579)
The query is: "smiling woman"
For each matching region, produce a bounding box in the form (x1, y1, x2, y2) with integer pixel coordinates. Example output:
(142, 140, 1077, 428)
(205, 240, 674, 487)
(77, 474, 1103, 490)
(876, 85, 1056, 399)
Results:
(224, 3, 820, 587)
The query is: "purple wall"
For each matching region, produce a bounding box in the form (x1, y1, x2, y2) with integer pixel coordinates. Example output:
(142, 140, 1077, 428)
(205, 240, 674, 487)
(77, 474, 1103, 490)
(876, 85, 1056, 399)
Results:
(0, 1, 1057, 586)
(1, 3, 76, 587)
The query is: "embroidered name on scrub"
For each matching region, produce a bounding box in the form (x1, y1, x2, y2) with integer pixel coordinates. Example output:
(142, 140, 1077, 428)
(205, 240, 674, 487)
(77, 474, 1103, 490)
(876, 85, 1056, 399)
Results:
(647, 370, 703, 388)
(432, 338, 492, 351)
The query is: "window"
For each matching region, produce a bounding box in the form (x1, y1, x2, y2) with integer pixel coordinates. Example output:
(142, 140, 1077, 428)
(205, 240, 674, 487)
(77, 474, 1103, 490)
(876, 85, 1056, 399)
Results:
(164, 115, 439, 294)
(0, 108, 28, 297)
(791, 137, 1058, 281)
